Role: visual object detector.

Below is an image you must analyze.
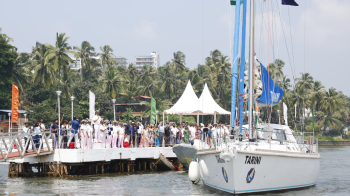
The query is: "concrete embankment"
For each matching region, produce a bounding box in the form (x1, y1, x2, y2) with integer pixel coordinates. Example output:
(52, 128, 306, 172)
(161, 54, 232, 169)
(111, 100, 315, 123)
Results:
(319, 141, 350, 146)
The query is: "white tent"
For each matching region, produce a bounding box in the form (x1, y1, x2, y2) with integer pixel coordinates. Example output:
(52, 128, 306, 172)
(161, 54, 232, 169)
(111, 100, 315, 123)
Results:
(164, 81, 201, 120)
(198, 83, 231, 115)
(164, 81, 230, 125)
(198, 83, 230, 123)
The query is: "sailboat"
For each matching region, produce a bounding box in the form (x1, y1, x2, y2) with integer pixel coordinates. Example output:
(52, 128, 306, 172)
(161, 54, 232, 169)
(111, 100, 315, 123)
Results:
(188, 0, 321, 194)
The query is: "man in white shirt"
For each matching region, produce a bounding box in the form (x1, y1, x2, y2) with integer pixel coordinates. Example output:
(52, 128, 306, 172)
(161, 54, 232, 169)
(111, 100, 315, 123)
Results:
(190, 123, 196, 141)
(93, 110, 101, 142)
(80, 120, 87, 149)
(86, 120, 93, 149)
(211, 123, 218, 147)
(23, 122, 31, 153)
(118, 122, 125, 148)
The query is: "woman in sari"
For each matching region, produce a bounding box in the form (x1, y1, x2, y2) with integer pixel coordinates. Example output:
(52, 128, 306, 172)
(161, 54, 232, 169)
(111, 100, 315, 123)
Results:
(183, 126, 190, 144)
(176, 125, 182, 144)
(143, 125, 149, 147)
(154, 124, 160, 147)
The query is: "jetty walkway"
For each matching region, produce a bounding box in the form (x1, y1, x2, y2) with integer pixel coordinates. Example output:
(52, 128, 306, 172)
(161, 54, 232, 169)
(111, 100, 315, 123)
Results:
(1, 130, 178, 177)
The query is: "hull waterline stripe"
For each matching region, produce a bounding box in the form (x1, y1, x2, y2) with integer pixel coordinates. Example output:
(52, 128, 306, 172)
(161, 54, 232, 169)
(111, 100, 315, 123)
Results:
(203, 182, 234, 193)
(203, 182, 316, 194)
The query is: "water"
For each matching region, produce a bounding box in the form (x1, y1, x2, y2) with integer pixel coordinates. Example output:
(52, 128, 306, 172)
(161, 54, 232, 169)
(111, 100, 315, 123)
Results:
(0, 146, 349, 196)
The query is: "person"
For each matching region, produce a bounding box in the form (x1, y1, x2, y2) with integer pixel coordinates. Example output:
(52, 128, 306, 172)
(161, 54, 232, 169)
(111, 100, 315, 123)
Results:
(32, 121, 42, 149)
(131, 122, 138, 147)
(154, 124, 160, 147)
(100, 120, 107, 143)
(158, 122, 165, 147)
(183, 126, 190, 143)
(202, 123, 209, 142)
(61, 120, 70, 148)
(142, 124, 149, 147)
(176, 125, 182, 144)
(111, 121, 118, 148)
(93, 110, 101, 142)
(80, 120, 87, 149)
(86, 120, 93, 149)
(23, 122, 31, 153)
(68, 116, 80, 149)
(137, 122, 143, 147)
(50, 119, 59, 149)
(125, 120, 132, 145)
(106, 120, 113, 147)
(118, 122, 125, 148)
(148, 125, 154, 147)
(164, 123, 170, 147)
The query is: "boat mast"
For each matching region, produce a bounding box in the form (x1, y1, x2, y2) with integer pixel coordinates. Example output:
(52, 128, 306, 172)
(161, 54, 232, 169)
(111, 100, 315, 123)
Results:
(248, 0, 255, 140)
(230, 0, 242, 128)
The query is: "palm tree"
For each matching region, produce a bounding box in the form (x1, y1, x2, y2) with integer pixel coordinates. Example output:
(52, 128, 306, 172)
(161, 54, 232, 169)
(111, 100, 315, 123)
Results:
(171, 51, 186, 100)
(310, 81, 325, 111)
(296, 72, 314, 89)
(99, 45, 114, 71)
(267, 59, 285, 81)
(126, 63, 138, 83)
(45, 33, 74, 91)
(74, 41, 95, 82)
(159, 64, 174, 99)
(31, 42, 55, 88)
(12, 52, 29, 91)
(216, 55, 231, 99)
(205, 49, 222, 67)
(102, 67, 123, 99)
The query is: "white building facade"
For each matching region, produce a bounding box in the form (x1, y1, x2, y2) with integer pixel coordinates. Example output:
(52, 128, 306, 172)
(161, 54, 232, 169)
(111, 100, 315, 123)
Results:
(134, 52, 159, 71)
(69, 56, 128, 71)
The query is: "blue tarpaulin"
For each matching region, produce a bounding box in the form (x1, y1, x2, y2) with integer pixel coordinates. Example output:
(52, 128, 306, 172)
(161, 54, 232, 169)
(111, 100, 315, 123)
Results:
(257, 63, 284, 106)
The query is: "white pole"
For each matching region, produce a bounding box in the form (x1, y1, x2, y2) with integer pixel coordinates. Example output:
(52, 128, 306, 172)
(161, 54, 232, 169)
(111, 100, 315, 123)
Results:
(163, 112, 164, 123)
(8, 113, 11, 134)
(57, 91, 62, 149)
(197, 111, 199, 126)
(278, 110, 280, 124)
(112, 99, 116, 121)
(167, 114, 168, 123)
(214, 113, 216, 124)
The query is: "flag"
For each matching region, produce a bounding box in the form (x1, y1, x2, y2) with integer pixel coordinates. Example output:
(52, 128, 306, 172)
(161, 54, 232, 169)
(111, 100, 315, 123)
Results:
(311, 105, 314, 130)
(150, 97, 156, 124)
(11, 84, 19, 122)
(230, 0, 242, 5)
(282, 0, 298, 6)
(89, 91, 95, 120)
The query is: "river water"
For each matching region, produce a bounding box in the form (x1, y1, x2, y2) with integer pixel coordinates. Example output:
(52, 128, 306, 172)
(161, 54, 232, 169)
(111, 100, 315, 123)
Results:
(0, 146, 349, 196)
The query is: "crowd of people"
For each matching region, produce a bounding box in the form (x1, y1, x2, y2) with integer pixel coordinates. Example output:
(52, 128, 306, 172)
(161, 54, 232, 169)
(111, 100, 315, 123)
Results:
(22, 110, 232, 151)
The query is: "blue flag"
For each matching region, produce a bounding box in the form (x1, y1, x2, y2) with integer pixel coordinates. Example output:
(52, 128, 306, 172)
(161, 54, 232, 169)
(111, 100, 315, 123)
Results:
(282, 0, 298, 6)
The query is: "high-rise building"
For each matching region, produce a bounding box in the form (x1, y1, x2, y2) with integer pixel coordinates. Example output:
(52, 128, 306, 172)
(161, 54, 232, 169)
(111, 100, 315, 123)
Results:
(69, 56, 128, 71)
(134, 52, 159, 71)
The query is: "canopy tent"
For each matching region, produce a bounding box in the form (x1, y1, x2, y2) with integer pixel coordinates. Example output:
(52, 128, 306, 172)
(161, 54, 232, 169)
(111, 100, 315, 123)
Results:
(198, 83, 231, 115)
(164, 81, 230, 125)
(164, 80, 200, 115)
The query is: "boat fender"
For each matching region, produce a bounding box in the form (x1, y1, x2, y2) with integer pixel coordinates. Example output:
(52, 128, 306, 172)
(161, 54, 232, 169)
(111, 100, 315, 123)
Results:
(188, 160, 200, 184)
(199, 159, 209, 178)
(192, 140, 200, 150)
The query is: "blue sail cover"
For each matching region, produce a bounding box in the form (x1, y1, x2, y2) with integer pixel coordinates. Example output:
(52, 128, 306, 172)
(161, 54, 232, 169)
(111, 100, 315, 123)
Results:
(257, 63, 284, 106)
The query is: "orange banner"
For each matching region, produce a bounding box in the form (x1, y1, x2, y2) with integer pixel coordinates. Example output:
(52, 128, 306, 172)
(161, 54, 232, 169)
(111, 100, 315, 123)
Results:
(11, 84, 19, 122)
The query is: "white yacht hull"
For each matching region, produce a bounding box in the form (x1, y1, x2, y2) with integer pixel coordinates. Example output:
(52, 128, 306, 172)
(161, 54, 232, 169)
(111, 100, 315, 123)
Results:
(198, 149, 320, 194)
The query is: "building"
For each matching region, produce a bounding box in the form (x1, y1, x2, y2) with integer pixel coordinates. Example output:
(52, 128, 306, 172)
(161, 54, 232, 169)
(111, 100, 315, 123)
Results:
(134, 52, 160, 71)
(69, 56, 128, 71)
(69, 58, 81, 70)
(115, 96, 151, 122)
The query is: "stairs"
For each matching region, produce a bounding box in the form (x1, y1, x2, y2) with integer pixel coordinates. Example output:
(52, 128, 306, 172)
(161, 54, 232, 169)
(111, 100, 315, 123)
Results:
(159, 153, 180, 171)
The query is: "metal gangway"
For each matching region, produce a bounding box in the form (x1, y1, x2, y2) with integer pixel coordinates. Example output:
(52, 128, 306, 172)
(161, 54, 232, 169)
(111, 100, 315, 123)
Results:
(0, 130, 53, 162)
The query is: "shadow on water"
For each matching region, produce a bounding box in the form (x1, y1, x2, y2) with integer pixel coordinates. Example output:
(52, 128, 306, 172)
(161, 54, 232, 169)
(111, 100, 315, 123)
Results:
(0, 146, 349, 195)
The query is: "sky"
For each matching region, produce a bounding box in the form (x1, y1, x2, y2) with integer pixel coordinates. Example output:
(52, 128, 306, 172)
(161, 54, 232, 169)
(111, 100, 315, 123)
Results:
(1, 0, 349, 95)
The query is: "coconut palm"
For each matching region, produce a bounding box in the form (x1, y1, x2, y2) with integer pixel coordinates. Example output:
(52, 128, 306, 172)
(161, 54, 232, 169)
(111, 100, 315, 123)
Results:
(296, 72, 314, 89)
(99, 45, 114, 70)
(102, 67, 123, 99)
(31, 42, 55, 88)
(74, 41, 95, 82)
(268, 59, 285, 81)
(45, 33, 74, 91)
(171, 51, 186, 100)
(310, 81, 325, 111)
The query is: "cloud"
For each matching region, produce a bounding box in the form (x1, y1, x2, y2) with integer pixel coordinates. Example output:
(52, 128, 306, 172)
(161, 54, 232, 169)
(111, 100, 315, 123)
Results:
(132, 20, 157, 40)
(297, 0, 350, 49)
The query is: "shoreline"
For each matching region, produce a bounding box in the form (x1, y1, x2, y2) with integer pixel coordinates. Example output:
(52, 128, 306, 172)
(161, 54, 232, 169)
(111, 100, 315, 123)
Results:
(318, 141, 350, 146)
